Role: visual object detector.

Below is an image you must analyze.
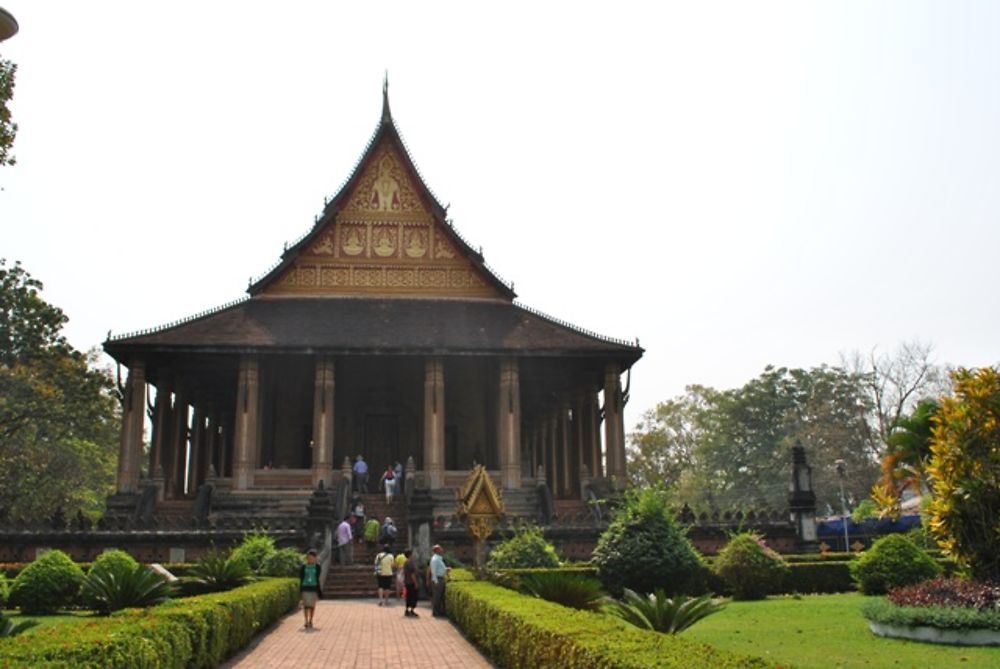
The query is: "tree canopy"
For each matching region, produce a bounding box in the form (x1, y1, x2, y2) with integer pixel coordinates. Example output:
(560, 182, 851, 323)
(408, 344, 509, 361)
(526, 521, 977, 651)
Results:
(0, 259, 119, 523)
(0, 56, 15, 167)
(629, 365, 880, 514)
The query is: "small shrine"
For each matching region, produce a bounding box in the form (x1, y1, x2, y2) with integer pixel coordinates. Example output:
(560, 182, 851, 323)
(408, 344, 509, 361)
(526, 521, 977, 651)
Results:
(456, 465, 505, 566)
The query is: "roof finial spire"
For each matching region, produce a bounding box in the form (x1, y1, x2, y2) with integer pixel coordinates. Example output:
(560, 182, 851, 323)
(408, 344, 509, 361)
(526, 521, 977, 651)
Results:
(381, 70, 392, 123)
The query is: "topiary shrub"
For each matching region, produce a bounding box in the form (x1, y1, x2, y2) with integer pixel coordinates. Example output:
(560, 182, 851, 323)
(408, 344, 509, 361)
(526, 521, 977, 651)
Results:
(8, 549, 85, 614)
(231, 531, 277, 575)
(261, 547, 304, 577)
(849, 533, 941, 595)
(592, 487, 705, 597)
(713, 532, 790, 600)
(88, 549, 140, 576)
(487, 524, 560, 570)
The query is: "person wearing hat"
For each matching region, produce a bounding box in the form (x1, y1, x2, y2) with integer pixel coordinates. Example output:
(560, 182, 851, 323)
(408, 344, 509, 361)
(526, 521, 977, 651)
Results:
(429, 544, 448, 617)
(353, 455, 369, 493)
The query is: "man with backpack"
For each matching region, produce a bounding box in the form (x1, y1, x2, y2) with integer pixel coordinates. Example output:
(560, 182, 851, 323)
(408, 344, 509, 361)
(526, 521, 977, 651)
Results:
(374, 544, 395, 606)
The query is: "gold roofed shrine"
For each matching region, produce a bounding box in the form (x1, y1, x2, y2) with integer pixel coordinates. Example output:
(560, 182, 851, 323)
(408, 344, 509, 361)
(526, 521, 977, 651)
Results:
(101, 83, 643, 544)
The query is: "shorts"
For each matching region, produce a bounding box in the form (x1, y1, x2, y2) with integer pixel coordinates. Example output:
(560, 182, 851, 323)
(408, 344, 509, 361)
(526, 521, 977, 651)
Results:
(301, 591, 319, 608)
(377, 575, 393, 589)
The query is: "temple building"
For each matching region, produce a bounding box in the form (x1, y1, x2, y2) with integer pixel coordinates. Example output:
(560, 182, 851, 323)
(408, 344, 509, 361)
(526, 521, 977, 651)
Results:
(103, 84, 643, 530)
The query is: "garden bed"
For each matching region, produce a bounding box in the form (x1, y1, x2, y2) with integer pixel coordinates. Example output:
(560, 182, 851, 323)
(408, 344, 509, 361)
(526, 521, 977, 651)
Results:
(0, 577, 298, 668)
(447, 577, 770, 668)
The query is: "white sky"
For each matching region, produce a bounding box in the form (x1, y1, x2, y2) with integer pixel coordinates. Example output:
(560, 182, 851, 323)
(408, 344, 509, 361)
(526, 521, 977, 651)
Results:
(1, 1, 998, 432)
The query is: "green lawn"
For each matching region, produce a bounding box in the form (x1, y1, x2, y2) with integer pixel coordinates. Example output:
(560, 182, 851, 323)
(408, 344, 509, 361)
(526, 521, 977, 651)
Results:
(684, 593, 1000, 669)
(3, 609, 97, 633)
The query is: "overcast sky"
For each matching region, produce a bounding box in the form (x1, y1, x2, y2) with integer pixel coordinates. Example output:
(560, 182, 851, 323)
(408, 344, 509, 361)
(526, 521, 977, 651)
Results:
(2, 1, 998, 431)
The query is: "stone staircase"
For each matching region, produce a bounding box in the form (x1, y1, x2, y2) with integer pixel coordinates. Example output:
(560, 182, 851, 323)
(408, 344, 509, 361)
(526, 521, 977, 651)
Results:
(323, 492, 408, 598)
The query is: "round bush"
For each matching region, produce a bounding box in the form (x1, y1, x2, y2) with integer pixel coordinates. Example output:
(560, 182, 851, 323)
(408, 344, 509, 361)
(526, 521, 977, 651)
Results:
(230, 531, 277, 574)
(713, 532, 790, 600)
(261, 548, 305, 577)
(592, 488, 704, 597)
(850, 533, 942, 595)
(88, 549, 139, 576)
(487, 525, 560, 570)
(8, 550, 85, 614)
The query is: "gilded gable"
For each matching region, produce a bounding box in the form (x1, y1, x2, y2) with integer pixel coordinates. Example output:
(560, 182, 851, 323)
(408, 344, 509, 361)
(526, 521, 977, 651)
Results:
(263, 143, 504, 299)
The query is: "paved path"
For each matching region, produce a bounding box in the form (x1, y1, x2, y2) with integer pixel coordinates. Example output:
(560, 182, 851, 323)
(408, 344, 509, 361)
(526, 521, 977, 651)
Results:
(222, 598, 494, 669)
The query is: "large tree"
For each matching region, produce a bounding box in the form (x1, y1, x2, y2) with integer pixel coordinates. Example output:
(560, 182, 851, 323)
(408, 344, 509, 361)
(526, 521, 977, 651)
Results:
(0, 259, 119, 523)
(0, 56, 15, 166)
(629, 365, 879, 513)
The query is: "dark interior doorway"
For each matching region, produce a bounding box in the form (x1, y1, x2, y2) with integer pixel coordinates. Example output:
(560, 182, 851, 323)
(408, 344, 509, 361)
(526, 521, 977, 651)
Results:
(364, 414, 399, 472)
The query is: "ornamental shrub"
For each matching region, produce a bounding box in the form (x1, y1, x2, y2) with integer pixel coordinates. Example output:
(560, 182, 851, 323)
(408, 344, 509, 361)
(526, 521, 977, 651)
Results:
(888, 576, 1000, 610)
(713, 532, 790, 600)
(231, 530, 278, 574)
(487, 524, 560, 570)
(611, 589, 724, 634)
(191, 549, 253, 591)
(81, 561, 174, 614)
(592, 487, 705, 597)
(518, 571, 608, 611)
(88, 549, 139, 576)
(261, 547, 305, 577)
(0, 572, 9, 607)
(849, 533, 941, 595)
(927, 367, 1000, 582)
(8, 549, 84, 614)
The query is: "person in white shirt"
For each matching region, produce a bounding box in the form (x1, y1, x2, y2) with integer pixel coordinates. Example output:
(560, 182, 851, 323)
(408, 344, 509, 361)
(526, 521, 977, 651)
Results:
(429, 544, 448, 617)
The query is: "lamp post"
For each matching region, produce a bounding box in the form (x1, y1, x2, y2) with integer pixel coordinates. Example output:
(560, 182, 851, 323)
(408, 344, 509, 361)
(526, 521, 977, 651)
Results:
(835, 459, 850, 552)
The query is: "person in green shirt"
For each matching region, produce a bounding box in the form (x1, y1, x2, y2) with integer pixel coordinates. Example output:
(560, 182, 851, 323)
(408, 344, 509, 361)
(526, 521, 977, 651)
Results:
(299, 549, 323, 629)
(364, 516, 380, 547)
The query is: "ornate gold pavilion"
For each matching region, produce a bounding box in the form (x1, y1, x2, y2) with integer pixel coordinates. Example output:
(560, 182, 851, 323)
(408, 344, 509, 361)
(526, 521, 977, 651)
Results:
(104, 85, 643, 515)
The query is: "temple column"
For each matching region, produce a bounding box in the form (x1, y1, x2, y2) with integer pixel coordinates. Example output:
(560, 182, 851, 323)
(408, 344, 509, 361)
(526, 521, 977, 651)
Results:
(497, 358, 522, 489)
(423, 356, 445, 489)
(545, 409, 561, 497)
(559, 400, 572, 498)
(233, 355, 260, 490)
(189, 406, 205, 493)
(311, 356, 336, 488)
(219, 414, 232, 478)
(115, 360, 146, 494)
(149, 376, 172, 499)
(604, 364, 627, 485)
(586, 388, 603, 477)
(574, 391, 587, 488)
(204, 412, 218, 480)
(169, 390, 188, 497)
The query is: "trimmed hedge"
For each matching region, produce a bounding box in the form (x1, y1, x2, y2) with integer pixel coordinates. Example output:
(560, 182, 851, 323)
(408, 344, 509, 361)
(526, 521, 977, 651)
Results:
(862, 597, 1000, 632)
(446, 579, 770, 668)
(0, 578, 298, 668)
(782, 561, 855, 594)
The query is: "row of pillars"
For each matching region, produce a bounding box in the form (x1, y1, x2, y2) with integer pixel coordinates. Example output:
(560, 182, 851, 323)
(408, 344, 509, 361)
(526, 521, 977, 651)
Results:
(116, 356, 628, 496)
(523, 366, 626, 497)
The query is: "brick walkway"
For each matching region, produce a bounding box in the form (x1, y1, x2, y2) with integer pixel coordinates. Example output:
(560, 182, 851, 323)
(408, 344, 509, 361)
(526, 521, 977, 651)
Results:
(222, 598, 494, 669)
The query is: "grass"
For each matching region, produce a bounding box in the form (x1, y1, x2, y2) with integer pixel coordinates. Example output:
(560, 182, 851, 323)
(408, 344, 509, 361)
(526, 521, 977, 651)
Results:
(684, 593, 1000, 669)
(2, 609, 97, 633)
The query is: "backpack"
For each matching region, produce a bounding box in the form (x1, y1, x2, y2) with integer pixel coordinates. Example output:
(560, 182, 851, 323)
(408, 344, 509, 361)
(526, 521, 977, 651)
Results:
(385, 523, 397, 539)
(374, 552, 385, 575)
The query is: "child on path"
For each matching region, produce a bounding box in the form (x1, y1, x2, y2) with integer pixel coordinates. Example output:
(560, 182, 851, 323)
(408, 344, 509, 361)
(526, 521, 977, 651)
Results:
(299, 549, 323, 629)
(374, 544, 395, 607)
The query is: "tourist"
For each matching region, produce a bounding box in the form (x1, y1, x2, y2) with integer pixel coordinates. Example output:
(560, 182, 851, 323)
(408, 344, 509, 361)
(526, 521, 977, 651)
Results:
(374, 543, 395, 606)
(353, 455, 369, 493)
(351, 496, 366, 543)
(429, 544, 448, 617)
(394, 549, 407, 599)
(364, 515, 381, 548)
(337, 515, 353, 565)
(379, 516, 398, 548)
(299, 549, 323, 629)
(393, 460, 404, 495)
(380, 464, 397, 502)
(403, 550, 419, 617)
